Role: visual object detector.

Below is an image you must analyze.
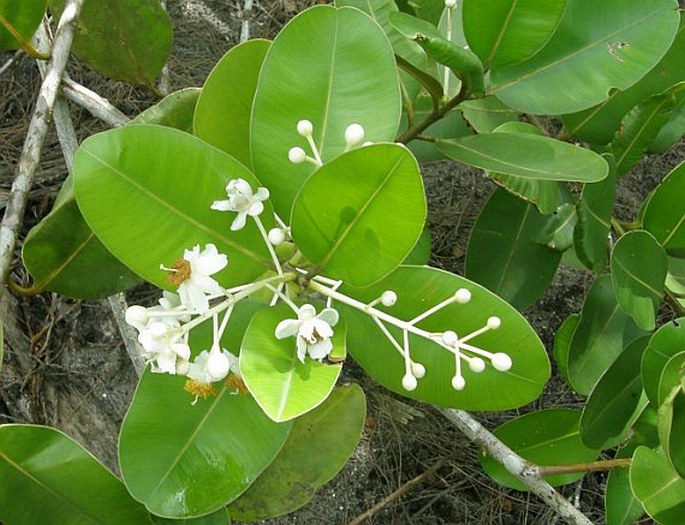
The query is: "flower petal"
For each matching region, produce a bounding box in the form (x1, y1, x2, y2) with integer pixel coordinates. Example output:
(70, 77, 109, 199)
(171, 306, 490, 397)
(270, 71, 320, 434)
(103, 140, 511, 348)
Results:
(179, 282, 210, 313)
(297, 304, 317, 320)
(308, 339, 333, 361)
(211, 199, 234, 211)
(254, 187, 270, 202)
(247, 201, 264, 217)
(296, 337, 307, 363)
(230, 211, 248, 231)
(275, 318, 301, 339)
(317, 308, 339, 327)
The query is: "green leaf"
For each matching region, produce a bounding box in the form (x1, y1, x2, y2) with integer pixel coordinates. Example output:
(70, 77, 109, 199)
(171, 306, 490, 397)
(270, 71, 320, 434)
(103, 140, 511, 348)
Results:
(48, 0, 172, 87)
(153, 508, 230, 524)
(438, 133, 608, 182)
(562, 12, 685, 144)
(240, 304, 345, 422)
(462, 0, 567, 68)
(479, 409, 599, 491)
(194, 40, 270, 169)
(666, 256, 685, 311)
(658, 352, 685, 407)
(465, 188, 562, 310)
(659, 384, 685, 478)
(133, 88, 201, 133)
(459, 96, 520, 134)
(580, 336, 649, 449)
(291, 144, 426, 287)
(487, 122, 570, 214)
(611, 230, 667, 331)
(403, 227, 431, 265)
(643, 161, 685, 256)
(605, 443, 645, 525)
(338, 265, 550, 411)
(73, 125, 273, 290)
(610, 85, 684, 176)
(535, 204, 577, 251)
(0, 424, 150, 525)
(630, 446, 685, 525)
(574, 155, 617, 272)
(228, 384, 365, 521)
(252, 5, 401, 218)
(489, 0, 680, 115)
(553, 313, 579, 387)
(390, 10, 442, 41)
(119, 371, 291, 518)
(650, 91, 685, 153)
(642, 318, 685, 408)
(0, 0, 46, 51)
(21, 178, 140, 298)
(567, 275, 645, 395)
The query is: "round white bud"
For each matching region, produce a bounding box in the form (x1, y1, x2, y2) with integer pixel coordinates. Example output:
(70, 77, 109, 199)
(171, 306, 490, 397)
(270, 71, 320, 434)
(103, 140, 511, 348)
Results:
(487, 316, 501, 329)
(454, 288, 471, 304)
(444, 0, 457, 8)
(288, 147, 306, 164)
(380, 290, 397, 307)
(411, 362, 426, 379)
(491, 353, 512, 371)
(207, 350, 230, 380)
(125, 305, 149, 326)
(402, 373, 418, 391)
(344, 123, 365, 146)
(469, 357, 486, 373)
(442, 330, 458, 346)
(451, 375, 466, 391)
(297, 119, 313, 137)
(268, 228, 286, 245)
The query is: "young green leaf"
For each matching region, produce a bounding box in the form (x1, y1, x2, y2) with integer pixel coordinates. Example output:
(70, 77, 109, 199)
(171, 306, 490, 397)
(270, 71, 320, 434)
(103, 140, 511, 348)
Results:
(611, 230, 668, 331)
(459, 97, 520, 133)
(658, 352, 685, 407)
(630, 446, 685, 524)
(134, 88, 201, 133)
(0, 424, 150, 525)
(479, 409, 600, 491)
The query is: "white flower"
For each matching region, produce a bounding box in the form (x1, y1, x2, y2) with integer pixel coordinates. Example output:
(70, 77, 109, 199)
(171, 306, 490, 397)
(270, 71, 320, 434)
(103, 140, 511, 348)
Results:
(137, 319, 191, 374)
(211, 178, 270, 231)
(167, 244, 227, 314)
(187, 347, 239, 383)
(275, 304, 339, 363)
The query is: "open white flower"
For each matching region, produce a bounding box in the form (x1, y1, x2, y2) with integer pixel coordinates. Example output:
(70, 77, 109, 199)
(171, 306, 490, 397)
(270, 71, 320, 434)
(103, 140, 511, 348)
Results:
(275, 304, 339, 363)
(137, 319, 191, 374)
(186, 346, 239, 383)
(211, 178, 269, 231)
(165, 244, 228, 313)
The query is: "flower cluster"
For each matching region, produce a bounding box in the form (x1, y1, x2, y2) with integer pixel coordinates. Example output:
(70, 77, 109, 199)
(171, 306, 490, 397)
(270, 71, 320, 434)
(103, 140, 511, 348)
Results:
(275, 304, 339, 363)
(287, 119, 372, 168)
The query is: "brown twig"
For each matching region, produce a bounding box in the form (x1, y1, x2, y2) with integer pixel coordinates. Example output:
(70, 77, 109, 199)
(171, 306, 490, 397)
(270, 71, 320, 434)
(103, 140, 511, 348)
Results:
(537, 458, 631, 477)
(346, 458, 446, 525)
(396, 84, 468, 144)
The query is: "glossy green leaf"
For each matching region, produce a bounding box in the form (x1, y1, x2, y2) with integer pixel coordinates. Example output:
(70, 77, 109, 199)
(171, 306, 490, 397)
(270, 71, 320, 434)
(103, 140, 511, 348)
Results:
(666, 256, 685, 311)
(567, 275, 645, 395)
(643, 161, 685, 256)
(658, 352, 685, 407)
(479, 409, 599, 491)
(611, 86, 684, 176)
(642, 318, 685, 408)
(630, 446, 685, 524)
(339, 266, 550, 411)
(553, 313, 579, 387)
(119, 371, 291, 518)
(240, 305, 345, 422)
(228, 384, 365, 520)
(488, 122, 570, 214)
(650, 91, 685, 153)
(133, 88, 201, 133)
(73, 125, 273, 290)
(535, 204, 577, 251)
(659, 384, 685, 478)
(22, 178, 140, 298)
(194, 40, 270, 169)
(0, 0, 46, 51)
(404, 228, 431, 265)
(462, 0, 566, 67)
(400, 0, 444, 24)
(580, 336, 648, 449)
(611, 230, 667, 331)
(153, 508, 230, 524)
(438, 133, 608, 182)
(574, 155, 617, 272)
(562, 13, 685, 144)
(0, 424, 150, 525)
(459, 96, 520, 133)
(465, 189, 562, 310)
(605, 443, 645, 525)
(490, 0, 680, 115)
(48, 0, 171, 87)
(291, 144, 426, 287)
(252, 5, 401, 218)
(390, 10, 443, 41)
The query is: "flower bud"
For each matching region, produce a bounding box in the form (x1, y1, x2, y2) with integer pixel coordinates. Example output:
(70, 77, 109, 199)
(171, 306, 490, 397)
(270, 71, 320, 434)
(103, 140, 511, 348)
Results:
(344, 123, 365, 147)
(402, 373, 418, 391)
(491, 353, 512, 371)
(469, 357, 486, 373)
(442, 330, 458, 346)
(288, 147, 306, 164)
(444, 0, 457, 8)
(125, 305, 149, 327)
(268, 227, 286, 245)
(487, 316, 501, 329)
(411, 362, 426, 379)
(297, 119, 313, 137)
(207, 350, 230, 380)
(451, 375, 466, 391)
(454, 288, 471, 304)
(380, 290, 397, 307)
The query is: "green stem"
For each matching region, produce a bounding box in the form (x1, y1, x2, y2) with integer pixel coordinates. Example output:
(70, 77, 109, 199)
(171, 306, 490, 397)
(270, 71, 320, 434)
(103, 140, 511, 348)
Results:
(0, 13, 51, 60)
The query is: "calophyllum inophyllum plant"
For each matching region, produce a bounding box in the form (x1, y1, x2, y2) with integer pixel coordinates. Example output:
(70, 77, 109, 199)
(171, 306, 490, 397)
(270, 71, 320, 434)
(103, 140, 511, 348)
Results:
(3, 0, 685, 523)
